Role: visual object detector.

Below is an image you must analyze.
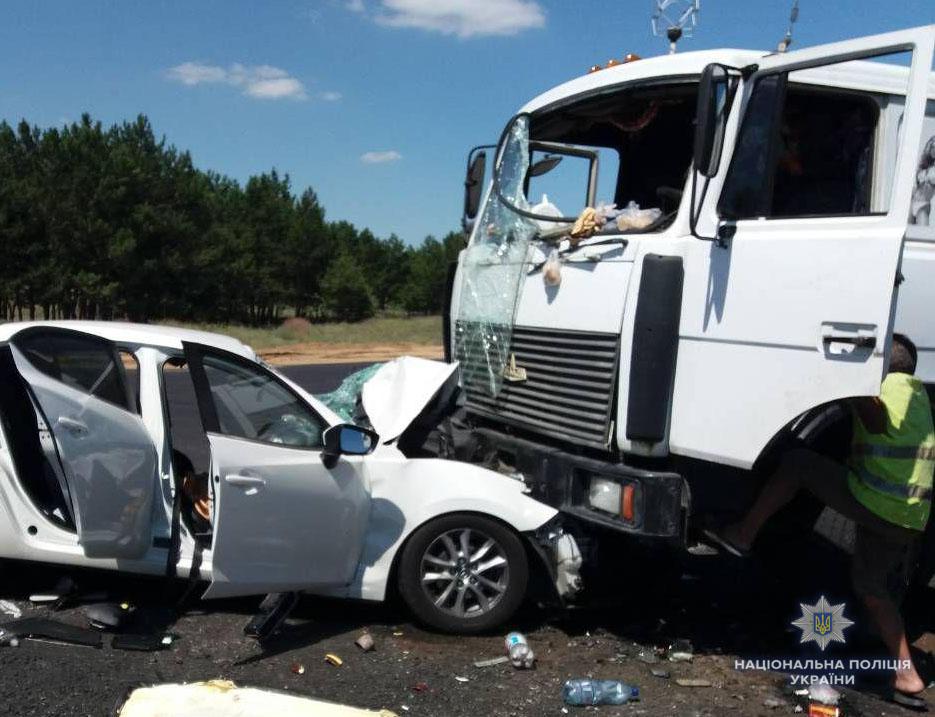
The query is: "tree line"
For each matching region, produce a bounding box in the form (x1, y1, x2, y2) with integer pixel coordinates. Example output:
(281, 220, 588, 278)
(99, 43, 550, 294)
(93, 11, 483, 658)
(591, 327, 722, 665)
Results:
(0, 114, 464, 324)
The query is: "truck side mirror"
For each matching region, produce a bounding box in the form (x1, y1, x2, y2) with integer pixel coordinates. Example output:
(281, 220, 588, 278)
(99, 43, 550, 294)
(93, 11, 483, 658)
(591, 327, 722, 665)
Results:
(693, 63, 731, 178)
(463, 148, 488, 228)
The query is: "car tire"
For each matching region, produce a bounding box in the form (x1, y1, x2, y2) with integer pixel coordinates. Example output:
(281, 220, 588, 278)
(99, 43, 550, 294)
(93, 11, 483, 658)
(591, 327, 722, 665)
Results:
(397, 513, 528, 634)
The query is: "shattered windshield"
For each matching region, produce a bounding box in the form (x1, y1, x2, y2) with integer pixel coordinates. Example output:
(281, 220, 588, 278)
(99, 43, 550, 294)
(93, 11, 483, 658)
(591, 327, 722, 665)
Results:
(454, 116, 539, 398)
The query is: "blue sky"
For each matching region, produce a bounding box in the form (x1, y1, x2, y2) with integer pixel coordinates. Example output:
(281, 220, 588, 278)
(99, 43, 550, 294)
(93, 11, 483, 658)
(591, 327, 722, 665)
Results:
(1, 1, 932, 243)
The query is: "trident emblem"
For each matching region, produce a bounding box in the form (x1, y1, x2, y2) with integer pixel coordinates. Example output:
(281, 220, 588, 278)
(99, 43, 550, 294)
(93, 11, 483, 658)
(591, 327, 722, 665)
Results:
(814, 612, 833, 636)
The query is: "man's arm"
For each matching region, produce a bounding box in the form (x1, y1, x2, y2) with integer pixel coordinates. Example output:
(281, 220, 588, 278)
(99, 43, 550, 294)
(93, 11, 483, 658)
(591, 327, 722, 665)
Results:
(848, 396, 887, 434)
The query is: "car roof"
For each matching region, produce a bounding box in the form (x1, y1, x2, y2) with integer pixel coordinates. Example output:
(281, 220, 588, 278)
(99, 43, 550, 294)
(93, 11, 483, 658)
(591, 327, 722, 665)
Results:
(0, 320, 257, 360)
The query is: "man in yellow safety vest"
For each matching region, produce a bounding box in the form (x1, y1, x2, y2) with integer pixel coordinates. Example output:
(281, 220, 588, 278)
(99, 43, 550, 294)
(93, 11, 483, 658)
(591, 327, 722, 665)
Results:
(708, 334, 935, 710)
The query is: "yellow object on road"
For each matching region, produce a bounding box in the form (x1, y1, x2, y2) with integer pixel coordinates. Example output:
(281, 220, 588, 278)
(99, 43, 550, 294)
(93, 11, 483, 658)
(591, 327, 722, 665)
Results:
(118, 680, 397, 717)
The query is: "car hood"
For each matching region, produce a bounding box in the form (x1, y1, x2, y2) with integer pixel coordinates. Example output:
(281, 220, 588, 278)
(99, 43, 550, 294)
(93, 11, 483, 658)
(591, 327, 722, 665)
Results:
(361, 356, 459, 444)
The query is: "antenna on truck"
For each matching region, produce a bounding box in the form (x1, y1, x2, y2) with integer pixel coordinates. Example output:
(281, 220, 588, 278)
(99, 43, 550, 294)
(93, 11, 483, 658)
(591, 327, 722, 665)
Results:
(651, 0, 700, 54)
(777, 0, 799, 53)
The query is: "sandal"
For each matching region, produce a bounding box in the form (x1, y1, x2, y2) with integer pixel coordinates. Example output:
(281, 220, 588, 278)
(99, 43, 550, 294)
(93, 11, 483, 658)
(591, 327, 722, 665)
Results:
(889, 688, 929, 712)
(702, 528, 751, 558)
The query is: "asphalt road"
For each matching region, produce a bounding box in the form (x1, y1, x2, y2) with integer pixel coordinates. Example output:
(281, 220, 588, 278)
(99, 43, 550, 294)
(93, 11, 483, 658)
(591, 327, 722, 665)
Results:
(1, 362, 933, 716)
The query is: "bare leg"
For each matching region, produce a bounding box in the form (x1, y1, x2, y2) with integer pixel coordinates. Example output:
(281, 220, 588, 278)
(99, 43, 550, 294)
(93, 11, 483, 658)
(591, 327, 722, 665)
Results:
(862, 594, 925, 694)
(721, 450, 808, 550)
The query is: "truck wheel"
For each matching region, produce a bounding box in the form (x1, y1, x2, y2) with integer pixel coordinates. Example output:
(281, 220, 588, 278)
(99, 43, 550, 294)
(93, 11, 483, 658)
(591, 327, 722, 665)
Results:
(397, 513, 528, 634)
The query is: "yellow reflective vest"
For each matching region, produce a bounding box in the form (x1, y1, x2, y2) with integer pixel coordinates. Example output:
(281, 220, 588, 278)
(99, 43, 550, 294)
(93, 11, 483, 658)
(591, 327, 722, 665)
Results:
(848, 373, 935, 531)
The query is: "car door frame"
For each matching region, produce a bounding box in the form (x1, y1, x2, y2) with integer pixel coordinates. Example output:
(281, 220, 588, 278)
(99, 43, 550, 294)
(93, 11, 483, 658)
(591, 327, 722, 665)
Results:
(182, 341, 371, 598)
(668, 25, 935, 469)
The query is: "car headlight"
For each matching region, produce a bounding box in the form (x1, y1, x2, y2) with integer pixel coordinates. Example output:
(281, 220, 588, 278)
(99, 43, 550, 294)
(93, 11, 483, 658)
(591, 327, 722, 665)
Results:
(588, 476, 636, 521)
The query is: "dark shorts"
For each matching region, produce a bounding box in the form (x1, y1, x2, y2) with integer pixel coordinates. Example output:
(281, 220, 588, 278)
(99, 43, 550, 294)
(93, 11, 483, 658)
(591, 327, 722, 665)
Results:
(782, 448, 920, 600)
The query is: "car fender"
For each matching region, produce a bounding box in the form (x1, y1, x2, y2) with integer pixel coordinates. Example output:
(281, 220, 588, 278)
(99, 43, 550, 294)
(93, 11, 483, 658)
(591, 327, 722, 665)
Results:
(335, 454, 558, 602)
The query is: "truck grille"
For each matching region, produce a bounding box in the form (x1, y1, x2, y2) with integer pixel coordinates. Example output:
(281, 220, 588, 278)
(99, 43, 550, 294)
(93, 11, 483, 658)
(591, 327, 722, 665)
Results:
(456, 323, 620, 449)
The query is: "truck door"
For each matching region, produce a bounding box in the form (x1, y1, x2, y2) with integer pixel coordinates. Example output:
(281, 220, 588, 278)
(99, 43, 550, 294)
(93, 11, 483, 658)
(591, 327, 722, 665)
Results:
(672, 26, 935, 468)
(183, 343, 370, 599)
(4, 327, 157, 558)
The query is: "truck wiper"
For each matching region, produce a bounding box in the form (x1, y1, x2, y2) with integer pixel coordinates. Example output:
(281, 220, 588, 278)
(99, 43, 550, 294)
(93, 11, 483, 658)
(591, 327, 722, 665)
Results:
(528, 237, 628, 274)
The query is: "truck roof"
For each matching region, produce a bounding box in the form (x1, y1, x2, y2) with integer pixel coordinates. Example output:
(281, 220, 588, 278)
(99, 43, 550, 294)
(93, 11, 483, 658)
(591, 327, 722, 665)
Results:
(520, 47, 935, 116)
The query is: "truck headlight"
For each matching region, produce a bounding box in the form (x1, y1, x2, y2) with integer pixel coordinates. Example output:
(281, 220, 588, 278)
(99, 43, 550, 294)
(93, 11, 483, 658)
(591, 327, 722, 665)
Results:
(588, 477, 621, 515)
(588, 476, 636, 521)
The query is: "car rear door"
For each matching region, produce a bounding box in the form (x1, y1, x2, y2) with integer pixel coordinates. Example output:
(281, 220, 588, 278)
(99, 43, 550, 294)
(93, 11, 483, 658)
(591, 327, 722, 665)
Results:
(183, 343, 371, 599)
(672, 26, 935, 468)
(4, 326, 157, 558)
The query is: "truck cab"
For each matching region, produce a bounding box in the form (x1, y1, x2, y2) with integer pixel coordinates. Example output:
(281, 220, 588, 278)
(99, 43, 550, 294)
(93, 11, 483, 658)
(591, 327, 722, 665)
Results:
(440, 26, 935, 546)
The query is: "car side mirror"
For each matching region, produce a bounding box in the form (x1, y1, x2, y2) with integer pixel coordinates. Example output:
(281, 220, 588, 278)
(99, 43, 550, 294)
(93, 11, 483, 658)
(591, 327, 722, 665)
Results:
(693, 63, 731, 178)
(322, 424, 379, 468)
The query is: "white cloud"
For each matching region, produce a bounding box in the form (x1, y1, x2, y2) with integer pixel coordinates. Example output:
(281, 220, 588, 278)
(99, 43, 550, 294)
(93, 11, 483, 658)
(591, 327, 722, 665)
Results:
(361, 150, 402, 164)
(346, 0, 366, 13)
(319, 91, 343, 102)
(371, 0, 545, 38)
(165, 62, 308, 100)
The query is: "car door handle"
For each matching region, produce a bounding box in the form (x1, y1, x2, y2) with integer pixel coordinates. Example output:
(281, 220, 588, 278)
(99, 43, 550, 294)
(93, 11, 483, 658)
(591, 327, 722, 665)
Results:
(56, 416, 89, 437)
(224, 474, 267, 488)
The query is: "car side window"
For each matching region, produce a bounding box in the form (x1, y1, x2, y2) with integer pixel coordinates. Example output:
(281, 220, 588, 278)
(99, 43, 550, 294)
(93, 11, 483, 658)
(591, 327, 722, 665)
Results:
(201, 353, 325, 449)
(14, 330, 133, 413)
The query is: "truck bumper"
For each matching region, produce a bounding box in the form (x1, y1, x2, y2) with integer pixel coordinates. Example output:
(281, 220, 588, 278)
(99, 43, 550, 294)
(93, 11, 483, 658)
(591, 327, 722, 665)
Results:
(475, 428, 688, 541)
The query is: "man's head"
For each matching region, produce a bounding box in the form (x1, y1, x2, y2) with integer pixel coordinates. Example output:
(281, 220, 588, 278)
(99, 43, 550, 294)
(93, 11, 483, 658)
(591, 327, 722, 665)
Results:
(889, 333, 917, 375)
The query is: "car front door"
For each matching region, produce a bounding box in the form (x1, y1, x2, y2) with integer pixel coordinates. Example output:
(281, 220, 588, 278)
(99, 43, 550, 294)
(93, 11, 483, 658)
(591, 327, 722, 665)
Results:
(671, 26, 935, 468)
(183, 343, 371, 599)
(4, 326, 157, 558)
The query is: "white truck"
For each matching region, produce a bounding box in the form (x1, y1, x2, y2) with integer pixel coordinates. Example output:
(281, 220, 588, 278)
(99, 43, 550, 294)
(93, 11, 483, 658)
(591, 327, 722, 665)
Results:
(427, 26, 935, 567)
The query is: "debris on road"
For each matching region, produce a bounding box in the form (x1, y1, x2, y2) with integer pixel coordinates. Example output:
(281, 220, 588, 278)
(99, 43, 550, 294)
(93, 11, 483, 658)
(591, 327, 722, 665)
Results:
(762, 697, 784, 709)
(0, 600, 22, 618)
(111, 633, 174, 652)
(0, 617, 102, 648)
(667, 638, 694, 662)
(637, 648, 660, 664)
(675, 678, 712, 688)
(807, 684, 841, 705)
(84, 602, 132, 630)
(651, 668, 670, 679)
(116, 680, 400, 716)
(412, 682, 429, 693)
(291, 663, 306, 675)
(505, 631, 535, 669)
(562, 679, 640, 706)
(355, 632, 375, 652)
(474, 656, 509, 668)
(454, 676, 469, 683)
(324, 653, 344, 667)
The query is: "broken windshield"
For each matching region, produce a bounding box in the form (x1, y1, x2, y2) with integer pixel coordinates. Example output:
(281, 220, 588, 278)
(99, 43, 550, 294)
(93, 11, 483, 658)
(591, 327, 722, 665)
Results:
(492, 82, 699, 235)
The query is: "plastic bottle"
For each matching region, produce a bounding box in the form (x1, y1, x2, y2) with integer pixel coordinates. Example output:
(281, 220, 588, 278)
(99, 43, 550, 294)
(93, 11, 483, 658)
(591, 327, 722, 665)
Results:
(504, 631, 535, 669)
(562, 679, 639, 706)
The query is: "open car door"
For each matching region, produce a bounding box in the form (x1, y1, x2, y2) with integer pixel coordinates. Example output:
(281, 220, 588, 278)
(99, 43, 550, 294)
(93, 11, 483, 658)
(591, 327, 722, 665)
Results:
(671, 26, 935, 468)
(183, 343, 370, 599)
(3, 327, 156, 558)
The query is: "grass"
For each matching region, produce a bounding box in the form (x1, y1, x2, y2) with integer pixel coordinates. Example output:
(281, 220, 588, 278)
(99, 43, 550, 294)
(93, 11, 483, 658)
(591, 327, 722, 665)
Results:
(160, 315, 443, 350)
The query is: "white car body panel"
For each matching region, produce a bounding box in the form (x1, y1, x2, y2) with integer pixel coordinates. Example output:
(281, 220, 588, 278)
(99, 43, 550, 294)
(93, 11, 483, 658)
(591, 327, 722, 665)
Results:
(324, 450, 558, 602)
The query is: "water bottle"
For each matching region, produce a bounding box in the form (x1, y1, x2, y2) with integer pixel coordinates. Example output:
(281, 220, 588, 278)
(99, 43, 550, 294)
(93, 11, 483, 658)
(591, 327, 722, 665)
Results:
(504, 631, 535, 669)
(562, 679, 639, 706)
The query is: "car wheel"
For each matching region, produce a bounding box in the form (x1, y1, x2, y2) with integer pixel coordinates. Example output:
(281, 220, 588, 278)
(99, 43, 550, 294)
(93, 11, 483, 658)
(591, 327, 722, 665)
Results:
(397, 513, 528, 634)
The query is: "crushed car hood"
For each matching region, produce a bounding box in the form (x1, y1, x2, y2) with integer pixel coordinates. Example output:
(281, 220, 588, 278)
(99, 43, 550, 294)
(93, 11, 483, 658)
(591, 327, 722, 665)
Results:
(362, 356, 459, 443)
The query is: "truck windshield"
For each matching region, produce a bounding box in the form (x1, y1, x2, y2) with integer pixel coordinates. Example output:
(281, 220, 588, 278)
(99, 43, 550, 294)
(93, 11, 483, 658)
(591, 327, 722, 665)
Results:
(489, 81, 699, 238)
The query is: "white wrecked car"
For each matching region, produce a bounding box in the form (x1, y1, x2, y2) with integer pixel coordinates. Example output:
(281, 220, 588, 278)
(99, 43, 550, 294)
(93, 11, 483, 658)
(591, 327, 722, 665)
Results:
(0, 322, 580, 633)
